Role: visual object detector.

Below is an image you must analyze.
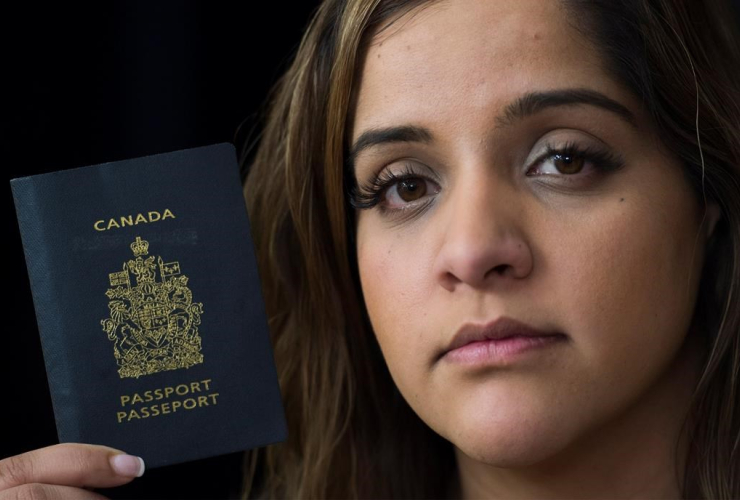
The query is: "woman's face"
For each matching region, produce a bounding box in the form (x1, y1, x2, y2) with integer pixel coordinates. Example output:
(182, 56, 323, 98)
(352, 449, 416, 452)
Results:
(350, 0, 720, 468)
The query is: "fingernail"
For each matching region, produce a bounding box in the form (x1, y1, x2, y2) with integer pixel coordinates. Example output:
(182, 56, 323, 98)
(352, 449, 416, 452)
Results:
(110, 453, 146, 477)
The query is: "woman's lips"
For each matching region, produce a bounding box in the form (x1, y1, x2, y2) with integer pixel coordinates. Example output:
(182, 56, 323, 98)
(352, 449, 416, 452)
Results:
(441, 334, 568, 365)
(438, 316, 567, 359)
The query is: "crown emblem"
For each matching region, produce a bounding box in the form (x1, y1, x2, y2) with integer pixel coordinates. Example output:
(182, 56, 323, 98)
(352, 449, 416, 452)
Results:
(130, 236, 149, 256)
(100, 236, 205, 379)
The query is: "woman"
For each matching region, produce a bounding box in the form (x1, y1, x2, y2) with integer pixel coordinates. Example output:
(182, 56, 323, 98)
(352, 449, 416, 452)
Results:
(238, 0, 739, 498)
(0, 0, 738, 499)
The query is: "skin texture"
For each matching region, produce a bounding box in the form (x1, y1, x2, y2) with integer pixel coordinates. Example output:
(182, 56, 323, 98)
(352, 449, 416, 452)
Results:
(349, 0, 722, 498)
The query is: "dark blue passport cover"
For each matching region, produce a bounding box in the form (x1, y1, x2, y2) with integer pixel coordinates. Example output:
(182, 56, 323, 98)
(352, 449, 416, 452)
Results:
(10, 142, 287, 469)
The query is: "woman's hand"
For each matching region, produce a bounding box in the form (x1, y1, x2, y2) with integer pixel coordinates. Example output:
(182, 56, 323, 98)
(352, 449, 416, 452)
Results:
(0, 443, 145, 499)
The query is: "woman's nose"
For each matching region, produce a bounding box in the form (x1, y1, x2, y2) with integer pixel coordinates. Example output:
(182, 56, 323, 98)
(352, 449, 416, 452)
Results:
(433, 172, 533, 292)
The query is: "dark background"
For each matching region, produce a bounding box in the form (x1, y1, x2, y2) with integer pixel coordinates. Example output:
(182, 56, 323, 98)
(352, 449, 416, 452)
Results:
(4, 3, 319, 499)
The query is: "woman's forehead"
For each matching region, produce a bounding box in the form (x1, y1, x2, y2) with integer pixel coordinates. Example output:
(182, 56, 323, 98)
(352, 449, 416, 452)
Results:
(359, 0, 582, 86)
(350, 0, 646, 144)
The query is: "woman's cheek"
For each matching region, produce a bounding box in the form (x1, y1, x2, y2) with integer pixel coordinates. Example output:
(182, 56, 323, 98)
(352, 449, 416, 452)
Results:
(357, 226, 408, 358)
(357, 223, 435, 398)
(553, 192, 701, 404)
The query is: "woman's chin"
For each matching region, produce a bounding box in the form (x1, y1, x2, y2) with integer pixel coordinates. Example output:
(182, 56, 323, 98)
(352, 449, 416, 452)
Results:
(450, 425, 572, 468)
(441, 399, 581, 468)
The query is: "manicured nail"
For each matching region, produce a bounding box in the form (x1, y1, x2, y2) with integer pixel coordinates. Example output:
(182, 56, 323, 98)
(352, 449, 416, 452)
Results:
(110, 454, 146, 477)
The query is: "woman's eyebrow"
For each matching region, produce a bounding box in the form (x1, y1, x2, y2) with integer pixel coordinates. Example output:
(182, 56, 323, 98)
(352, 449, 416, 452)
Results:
(347, 87, 638, 173)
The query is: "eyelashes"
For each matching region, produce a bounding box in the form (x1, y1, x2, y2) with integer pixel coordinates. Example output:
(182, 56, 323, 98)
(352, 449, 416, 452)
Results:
(348, 162, 432, 211)
(532, 140, 625, 178)
(347, 140, 625, 214)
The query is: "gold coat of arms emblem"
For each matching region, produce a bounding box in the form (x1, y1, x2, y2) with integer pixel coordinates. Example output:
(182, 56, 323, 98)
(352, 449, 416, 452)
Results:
(101, 236, 205, 379)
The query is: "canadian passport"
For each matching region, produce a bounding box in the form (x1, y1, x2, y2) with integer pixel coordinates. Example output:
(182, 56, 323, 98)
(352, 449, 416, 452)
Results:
(10, 142, 287, 469)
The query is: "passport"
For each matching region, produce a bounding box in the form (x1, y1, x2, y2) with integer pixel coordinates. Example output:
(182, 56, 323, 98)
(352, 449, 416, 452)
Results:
(9, 142, 287, 469)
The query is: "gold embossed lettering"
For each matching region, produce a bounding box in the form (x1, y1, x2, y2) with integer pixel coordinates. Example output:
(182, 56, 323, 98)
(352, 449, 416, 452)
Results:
(115, 378, 218, 423)
(94, 210, 177, 231)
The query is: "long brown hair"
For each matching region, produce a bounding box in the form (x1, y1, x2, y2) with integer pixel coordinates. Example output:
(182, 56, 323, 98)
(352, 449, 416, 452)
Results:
(238, 0, 740, 498)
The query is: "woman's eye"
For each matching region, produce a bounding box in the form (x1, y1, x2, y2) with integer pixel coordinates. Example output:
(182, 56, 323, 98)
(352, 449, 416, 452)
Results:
(535, 153, 588, 175)
(384, 176, 438, 208)
(348, 162, 441, 216)
(525, 141, 625, 182)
